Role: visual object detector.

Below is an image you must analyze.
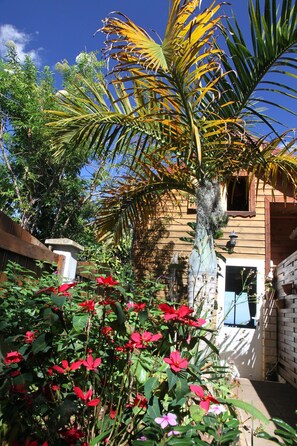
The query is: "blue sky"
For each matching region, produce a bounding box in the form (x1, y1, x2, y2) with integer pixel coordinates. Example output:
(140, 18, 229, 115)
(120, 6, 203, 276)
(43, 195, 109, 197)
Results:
(0, 0, 245, 69)
(0, 0, 171, 68)
(0, 0, 295, 135)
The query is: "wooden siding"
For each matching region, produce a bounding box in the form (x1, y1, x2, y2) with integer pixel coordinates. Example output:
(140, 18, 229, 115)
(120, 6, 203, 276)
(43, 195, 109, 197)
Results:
(133, 181, 281, 277)
(275, 251, 297, 388)
(0, 211, 62, 280)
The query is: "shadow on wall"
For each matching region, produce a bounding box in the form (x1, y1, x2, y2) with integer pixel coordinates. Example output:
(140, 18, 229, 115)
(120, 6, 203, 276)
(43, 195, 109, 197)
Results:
(217, 305, 263, 380)
(132, 218, 188, 301)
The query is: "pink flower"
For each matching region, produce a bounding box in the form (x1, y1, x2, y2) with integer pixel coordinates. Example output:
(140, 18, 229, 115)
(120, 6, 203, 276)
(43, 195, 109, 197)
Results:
(24, 331, 36, 343)
(96, 276, 119, 287)
(4, 351, 24, 365)
(155, 413, 178, 428)
(208, 404, 227, 415)
(168, 430, 180, 436)
(125, 331, 162, 349)
(189, 384, 219, 413)
(73, 386, 100, 406)
(164, 351, 189, 372)
(52, 359, 82, 374)
(78, 299, 96, 313)
(82, 354, 102, 371)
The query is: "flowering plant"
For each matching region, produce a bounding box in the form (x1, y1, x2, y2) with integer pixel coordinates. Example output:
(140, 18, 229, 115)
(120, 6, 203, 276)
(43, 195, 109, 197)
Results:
(0, 263, 265, 445)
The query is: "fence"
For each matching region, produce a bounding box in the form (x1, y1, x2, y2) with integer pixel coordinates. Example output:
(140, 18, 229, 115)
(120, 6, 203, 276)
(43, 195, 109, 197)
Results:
(0, 211, 63, 281)
(275, 250, 297, 388)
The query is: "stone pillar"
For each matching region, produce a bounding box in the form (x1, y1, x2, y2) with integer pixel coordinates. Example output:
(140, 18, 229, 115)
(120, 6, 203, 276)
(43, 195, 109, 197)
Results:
(45, 238, 84, 283)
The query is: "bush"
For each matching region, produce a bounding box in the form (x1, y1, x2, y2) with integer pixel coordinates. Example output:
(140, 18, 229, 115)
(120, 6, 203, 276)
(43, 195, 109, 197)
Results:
(0, 263, 256, 445)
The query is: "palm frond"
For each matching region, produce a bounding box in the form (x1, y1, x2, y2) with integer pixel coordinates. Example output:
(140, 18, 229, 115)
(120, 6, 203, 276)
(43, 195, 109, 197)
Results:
(208, 0, 297, 130)
(95, 155, 196, 242)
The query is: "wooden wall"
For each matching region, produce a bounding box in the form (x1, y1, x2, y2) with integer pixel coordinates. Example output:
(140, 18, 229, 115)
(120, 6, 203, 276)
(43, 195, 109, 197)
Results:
(0, 211, 62, 280)
(133, 180, 296, 286)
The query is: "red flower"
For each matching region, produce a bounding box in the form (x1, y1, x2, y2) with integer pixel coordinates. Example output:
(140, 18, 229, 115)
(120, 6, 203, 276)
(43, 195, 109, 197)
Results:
(24, 331, 37, 343)
(96, 276, 119, 287)
(159, 303, 206, 327)
(164, 351, 189, 372)
(78, 299, 96, 313)
(133, 393, 148, 409)
(59, 425, 84, 442)
(10, 370, 21, 377)
(73, 386, 100, 406)
(82, 354, 102, 371)
(36, 282, 77, 296)
(25, 440, 48, 446)
(126, 331, 162, 349)
(4, 351, 23, 365)
(102, 326, 114, 337)
(127, 302, 146, 312)
(159, 304, 193, 321)
(189, 384, 219, 413)
(184, 318, 206, 327)
(52, 359, 82, 374)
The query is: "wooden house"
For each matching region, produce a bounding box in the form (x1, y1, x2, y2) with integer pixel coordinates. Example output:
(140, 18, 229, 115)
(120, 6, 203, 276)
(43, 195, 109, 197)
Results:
(132, 175, 297, 380)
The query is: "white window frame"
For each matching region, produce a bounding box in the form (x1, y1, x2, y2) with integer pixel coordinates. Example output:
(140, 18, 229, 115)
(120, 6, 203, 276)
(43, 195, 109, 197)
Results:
(217, 258, 265, 328)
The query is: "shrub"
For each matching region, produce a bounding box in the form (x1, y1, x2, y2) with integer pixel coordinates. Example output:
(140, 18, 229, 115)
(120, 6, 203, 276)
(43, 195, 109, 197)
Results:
(0, 263, 260, 445)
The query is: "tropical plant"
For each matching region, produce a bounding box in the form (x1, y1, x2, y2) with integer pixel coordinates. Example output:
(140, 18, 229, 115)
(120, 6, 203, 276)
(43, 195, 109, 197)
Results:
(48, 0, 297, 307)
(0, 262, 268, 445)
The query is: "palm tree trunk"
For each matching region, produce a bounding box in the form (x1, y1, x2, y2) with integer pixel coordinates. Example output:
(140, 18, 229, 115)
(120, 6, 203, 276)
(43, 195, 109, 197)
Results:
(188, 180, 225, 314)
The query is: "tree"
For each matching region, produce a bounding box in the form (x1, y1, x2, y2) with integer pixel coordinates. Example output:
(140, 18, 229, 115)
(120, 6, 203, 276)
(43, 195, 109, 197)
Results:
(0, 46, 106, 243)
(49, 0, 297, 307)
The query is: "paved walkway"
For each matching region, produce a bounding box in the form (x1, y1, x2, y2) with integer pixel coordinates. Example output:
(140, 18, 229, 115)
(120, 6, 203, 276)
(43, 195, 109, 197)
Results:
(238, 378, 297, 445)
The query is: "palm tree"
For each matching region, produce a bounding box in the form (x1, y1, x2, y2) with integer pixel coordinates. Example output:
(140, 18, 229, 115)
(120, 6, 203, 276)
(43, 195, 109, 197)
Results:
(49, 0, 297, 308)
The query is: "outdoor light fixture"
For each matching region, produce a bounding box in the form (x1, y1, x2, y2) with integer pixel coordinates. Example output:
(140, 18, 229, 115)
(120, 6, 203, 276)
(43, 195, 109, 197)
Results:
(229, 231, 238, 247)
(227, 231, 238, 253)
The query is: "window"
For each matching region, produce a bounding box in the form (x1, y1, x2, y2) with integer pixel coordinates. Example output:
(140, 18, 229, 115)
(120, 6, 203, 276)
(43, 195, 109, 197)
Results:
(227, 176, 256, 217)
(224, 266, 257, 328)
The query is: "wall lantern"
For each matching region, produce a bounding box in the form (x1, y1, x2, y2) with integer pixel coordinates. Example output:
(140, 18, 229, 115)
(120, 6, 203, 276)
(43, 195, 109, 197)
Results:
(227, 231, 238, 253)
(229, 231, 238, 247)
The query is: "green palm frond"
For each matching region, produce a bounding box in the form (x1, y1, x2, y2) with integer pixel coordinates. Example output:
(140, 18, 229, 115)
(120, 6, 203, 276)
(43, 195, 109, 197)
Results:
(248, 133, 297, 196)
(95, 155, 196, 242)
(208, 0, 297, 129)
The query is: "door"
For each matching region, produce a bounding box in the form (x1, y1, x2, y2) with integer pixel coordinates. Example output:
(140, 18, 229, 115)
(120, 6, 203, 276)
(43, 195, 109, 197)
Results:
(216, 258, 264, 380)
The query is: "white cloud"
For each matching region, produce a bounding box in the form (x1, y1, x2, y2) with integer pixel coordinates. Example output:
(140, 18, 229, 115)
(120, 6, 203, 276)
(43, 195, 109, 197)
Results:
(0, 24, 42, 64)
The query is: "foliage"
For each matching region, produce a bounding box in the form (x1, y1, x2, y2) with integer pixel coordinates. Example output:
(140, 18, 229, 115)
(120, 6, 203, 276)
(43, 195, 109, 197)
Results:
(0, 45, 107, 243)
(48, 0, 297, 244)
(257, 417, 297, 445)
(0, 262, 268, 445)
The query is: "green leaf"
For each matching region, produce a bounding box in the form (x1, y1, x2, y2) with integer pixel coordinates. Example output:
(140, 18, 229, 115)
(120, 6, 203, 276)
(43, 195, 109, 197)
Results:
(144, 377, 160, 400)
(147, 396, 161, 420)
(90, 428, 112, 445)
(189, 404, 205, 422)
(174, 377, 189, 403)
(223, 398, 269, 424)
(32, 333, 51, 354)
(72, 314, 88, 332)
(50, 293, 66, 308)
(166, 368, 178, 391)
(43, 307, 59, 324)
(111, 301, 126, 325)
